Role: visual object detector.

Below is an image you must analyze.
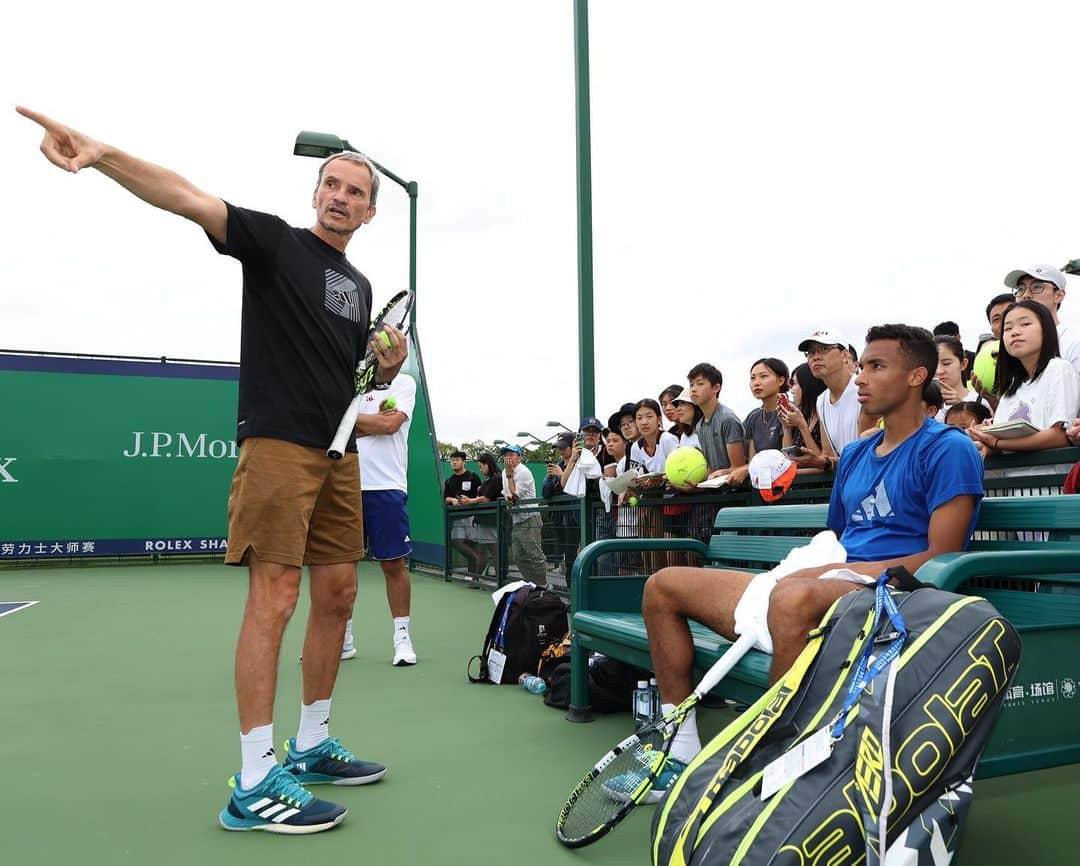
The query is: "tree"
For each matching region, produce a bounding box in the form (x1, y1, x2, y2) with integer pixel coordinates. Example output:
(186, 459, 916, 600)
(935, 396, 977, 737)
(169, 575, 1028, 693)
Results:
(439, 439, 560, 463)
(460, 439, 500, 460)
(524, 441, 559, 464)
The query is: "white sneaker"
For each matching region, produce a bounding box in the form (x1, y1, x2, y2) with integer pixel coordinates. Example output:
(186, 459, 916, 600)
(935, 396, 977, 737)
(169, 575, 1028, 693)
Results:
(393, 633, 416, 666)
(341, 635, 357, 661)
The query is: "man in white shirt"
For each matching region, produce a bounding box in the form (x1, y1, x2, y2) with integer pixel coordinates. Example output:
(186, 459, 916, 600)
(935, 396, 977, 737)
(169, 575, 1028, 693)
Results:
(1003, 265, 1080, 375)
(354, 373, 418, 666)
(500, 444, 548, 586)
(793, 328, 873, 472)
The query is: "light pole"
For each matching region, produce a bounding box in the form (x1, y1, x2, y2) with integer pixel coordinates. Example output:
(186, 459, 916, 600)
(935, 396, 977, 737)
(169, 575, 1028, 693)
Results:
(517, 430, 561, 445)
(294, 130, 418, 323)
(573, 0, 596, 422)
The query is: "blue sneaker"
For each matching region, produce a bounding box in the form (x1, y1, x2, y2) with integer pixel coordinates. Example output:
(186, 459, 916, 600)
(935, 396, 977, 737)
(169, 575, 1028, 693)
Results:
(218, 765, 346, 834)
(283, 736, 388, 786)
(602, 755, 688, 805)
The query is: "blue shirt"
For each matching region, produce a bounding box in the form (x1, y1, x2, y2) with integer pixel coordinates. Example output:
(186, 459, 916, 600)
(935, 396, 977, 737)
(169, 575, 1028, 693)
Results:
(827, 418, 984, 563)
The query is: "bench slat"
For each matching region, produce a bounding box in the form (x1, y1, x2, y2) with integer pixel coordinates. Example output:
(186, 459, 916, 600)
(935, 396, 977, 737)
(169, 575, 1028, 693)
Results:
(706, 534, 814, 566)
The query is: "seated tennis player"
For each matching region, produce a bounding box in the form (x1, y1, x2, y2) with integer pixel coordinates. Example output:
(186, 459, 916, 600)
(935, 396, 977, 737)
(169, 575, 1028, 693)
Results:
(624, 324, 984, 801)
(19, 107, 407, 834)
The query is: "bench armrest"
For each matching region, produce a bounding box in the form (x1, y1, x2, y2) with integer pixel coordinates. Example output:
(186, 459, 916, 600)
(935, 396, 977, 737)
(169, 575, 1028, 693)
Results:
(570, 537, 708, 613)
(917, 550, 1080, 593)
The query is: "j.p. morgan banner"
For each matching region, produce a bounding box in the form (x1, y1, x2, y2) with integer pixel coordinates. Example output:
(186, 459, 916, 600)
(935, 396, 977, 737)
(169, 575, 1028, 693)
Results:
(0, 353, 239, 558)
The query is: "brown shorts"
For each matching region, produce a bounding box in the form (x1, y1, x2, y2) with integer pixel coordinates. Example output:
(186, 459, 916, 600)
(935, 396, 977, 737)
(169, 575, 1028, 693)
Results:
(225, 437, 365, 568)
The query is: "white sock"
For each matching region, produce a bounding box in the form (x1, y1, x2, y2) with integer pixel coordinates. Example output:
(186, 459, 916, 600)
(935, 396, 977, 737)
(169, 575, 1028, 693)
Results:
(344, 618, 354, 644)
(666, 704, 701, 764)
(240, 723, 276, 790)
(296, 699, 332, 752)
(393, 616, 410, 640)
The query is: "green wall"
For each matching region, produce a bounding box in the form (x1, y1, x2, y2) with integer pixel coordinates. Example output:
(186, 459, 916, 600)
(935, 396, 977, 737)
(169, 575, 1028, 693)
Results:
(0, 346, 446, 566)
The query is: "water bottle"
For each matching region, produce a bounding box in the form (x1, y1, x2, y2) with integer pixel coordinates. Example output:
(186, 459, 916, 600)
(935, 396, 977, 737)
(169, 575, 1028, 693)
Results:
(518, 673, 548, 695)
(633, 680, 651, 730)
(649, 677, 660, 722)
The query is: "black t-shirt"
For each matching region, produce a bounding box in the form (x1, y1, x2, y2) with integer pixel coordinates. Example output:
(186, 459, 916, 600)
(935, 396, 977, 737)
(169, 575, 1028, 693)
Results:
(475, 474, 504, 527)
(444, 471, 482, 500)
(477, 474, 503, 501)
(209, 204, 372, 450)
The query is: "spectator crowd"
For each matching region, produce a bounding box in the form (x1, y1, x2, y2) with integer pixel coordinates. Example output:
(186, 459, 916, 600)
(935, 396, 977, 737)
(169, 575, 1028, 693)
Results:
(445, 265, 1080, 584)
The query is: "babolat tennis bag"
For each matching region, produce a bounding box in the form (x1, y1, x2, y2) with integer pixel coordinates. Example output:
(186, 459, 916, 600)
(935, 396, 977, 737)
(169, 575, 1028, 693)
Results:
(467, 585, 568, 684)
(651, 572, 1021, 866)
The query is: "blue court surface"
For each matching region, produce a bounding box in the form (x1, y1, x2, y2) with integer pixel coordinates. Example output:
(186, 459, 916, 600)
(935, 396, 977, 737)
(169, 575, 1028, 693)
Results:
(0, 601, 37, 618)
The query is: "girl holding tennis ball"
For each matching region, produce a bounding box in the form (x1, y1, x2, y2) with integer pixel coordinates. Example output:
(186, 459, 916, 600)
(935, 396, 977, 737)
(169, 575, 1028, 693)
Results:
(628, 399, 679, 574)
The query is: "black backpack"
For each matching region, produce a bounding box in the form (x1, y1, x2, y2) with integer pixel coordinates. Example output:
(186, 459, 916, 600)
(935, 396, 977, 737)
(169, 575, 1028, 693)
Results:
(468, 586, 568, 684)
(544, 655, 648, 713)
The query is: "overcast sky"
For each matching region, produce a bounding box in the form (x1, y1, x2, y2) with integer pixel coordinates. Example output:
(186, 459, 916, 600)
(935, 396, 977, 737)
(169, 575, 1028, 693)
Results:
(5, 1, 1079, 446)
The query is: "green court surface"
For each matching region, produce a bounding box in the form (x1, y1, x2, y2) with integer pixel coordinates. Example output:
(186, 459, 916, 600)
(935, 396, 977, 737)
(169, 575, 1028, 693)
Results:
(1, 563, 1076, 866)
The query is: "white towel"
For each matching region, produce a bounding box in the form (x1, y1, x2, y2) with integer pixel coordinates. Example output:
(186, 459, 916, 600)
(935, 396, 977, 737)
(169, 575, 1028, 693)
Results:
(564, 447, 604, 497)
(491, 580, 534, 607)
(731, 530, 854, 653)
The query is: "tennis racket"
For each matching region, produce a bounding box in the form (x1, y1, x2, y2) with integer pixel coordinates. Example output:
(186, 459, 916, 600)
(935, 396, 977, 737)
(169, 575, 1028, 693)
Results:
(554, 630, 757, 848)
(326, 290, 414, 459)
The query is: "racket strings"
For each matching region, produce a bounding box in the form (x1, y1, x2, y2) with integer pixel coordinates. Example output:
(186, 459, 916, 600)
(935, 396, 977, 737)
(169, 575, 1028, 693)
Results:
(558, 728, 666, 840)
(354, 293, 413, 391)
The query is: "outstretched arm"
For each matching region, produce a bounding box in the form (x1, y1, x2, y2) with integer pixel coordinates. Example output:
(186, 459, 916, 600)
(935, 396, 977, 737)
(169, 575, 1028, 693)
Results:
(17, 106, 227, 244)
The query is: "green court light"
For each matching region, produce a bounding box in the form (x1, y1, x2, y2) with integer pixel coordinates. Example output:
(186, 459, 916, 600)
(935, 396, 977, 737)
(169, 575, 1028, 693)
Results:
(293, 130, 354, 158)
(518, 430, 559, 444)
(546, 420, 574, 432)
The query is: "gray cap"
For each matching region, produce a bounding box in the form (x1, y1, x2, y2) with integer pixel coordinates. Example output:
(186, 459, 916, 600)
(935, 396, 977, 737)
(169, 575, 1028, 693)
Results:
(1004, 265, 1067, 291)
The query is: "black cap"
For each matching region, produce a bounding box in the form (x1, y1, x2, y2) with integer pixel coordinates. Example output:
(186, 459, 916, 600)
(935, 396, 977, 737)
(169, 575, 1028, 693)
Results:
(554, 432, 575, 449)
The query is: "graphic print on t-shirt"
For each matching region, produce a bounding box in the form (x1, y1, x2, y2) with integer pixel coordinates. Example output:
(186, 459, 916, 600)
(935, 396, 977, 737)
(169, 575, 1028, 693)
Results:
(852, 480, 895, 522)
(1008, 401, 1032, 423)
(324, 268, 364, 323)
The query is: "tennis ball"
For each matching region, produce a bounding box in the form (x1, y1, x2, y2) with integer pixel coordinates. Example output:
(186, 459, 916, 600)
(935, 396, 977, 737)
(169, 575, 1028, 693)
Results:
(377, 330, 392, 350)
(384, 397, 397, 410)
(628, 496, 639, 507)
(664, 446, 708, 486)
(973, 340, 999, 394)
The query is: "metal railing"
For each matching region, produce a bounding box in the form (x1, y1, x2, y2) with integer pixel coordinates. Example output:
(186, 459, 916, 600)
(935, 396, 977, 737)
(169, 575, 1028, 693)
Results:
(442, 447, 1080, 590)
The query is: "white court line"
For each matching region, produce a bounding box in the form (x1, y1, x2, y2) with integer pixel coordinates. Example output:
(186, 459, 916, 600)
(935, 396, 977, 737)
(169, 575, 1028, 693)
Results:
(0, 601, 40, 619)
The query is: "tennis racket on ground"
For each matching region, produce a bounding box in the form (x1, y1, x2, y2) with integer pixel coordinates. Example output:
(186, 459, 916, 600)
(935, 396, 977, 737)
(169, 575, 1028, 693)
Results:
(326, 290, 414, 459)
(554, 630, 757, 848)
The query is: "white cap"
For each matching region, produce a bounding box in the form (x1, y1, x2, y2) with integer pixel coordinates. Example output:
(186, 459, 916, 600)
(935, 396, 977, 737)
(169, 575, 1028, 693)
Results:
(797, 328, 849, 352)
(1003, 265, 1067, 291)
(748, 449, 798, 503)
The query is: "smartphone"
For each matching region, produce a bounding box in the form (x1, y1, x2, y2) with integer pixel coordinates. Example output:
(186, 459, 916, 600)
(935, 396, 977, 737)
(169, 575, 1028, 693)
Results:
(781, 445, 804, 457)
(778, 393, 793, 412)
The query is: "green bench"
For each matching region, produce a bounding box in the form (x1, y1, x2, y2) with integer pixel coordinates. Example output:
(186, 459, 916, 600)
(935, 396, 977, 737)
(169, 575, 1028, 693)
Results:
(567, 494, 1080, 778)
